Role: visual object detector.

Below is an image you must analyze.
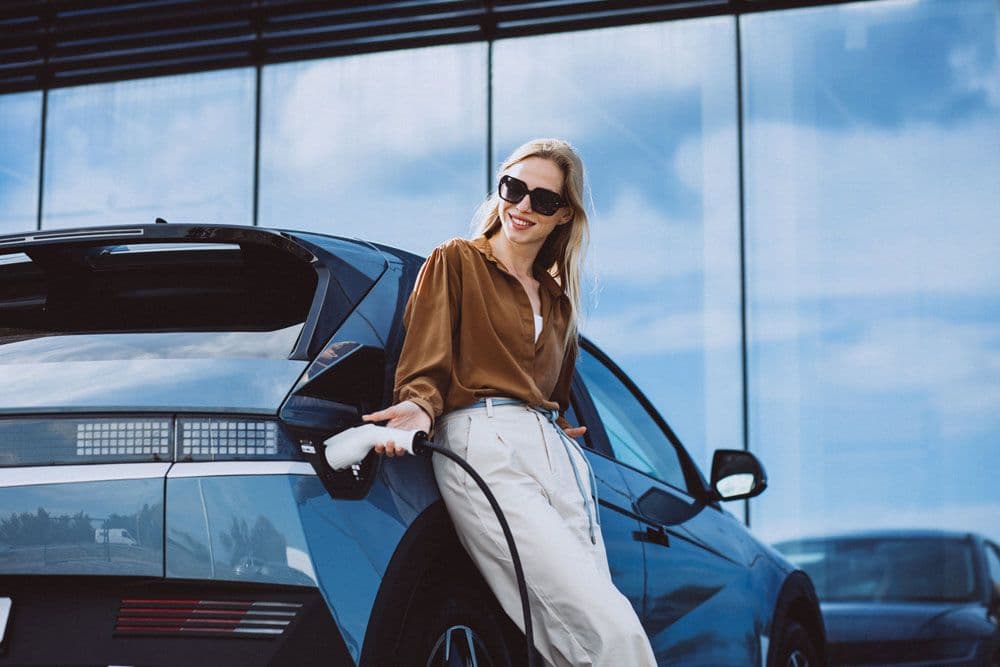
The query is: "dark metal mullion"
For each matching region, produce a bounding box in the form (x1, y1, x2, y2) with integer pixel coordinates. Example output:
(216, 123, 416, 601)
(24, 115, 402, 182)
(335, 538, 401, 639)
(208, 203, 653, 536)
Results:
(734, 11, 751, 529)
(35, 1, 51, 232)
(252, 65, 261, 227)
(486, 38, 493, 195)
(484, 0, 494, 195)
(36, 87, 47, 231)
(252, 3, 263, 227)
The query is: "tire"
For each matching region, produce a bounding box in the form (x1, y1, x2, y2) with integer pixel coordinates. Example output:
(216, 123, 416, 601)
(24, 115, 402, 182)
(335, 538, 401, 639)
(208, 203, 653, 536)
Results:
(771, 620, 822, 667)
(396, 572, 517, 667)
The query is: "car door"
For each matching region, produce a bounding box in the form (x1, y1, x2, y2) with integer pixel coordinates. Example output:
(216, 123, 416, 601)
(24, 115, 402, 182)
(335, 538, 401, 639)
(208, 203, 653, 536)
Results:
(573, 342, 761, 666)
(562, 380, 647, 622)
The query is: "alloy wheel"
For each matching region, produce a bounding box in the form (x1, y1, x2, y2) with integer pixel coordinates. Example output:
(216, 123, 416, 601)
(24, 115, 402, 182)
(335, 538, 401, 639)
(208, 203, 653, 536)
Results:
(786, 649, 811, 667)
(425, 624, 496, 667)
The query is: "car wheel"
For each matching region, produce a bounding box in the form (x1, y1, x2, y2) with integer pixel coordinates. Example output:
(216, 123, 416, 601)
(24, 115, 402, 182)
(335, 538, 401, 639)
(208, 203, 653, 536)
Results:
(397, 574, 516, 667)
(771, 620, 821, 667)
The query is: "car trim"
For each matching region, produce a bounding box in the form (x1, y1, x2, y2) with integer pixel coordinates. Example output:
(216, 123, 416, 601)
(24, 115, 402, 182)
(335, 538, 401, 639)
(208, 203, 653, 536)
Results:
(0, 462, 172, 487)
(166, 461, 316, 478)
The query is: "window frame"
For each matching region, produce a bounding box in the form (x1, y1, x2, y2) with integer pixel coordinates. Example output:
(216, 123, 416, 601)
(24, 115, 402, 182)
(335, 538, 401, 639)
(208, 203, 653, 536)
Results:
(984, 541, 1000, 586)
(571, 337, 710, 498)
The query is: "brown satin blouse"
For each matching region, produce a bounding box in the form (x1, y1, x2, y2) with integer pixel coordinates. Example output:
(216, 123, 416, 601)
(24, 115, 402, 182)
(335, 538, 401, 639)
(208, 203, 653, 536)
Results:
(392, 233, 577, 434)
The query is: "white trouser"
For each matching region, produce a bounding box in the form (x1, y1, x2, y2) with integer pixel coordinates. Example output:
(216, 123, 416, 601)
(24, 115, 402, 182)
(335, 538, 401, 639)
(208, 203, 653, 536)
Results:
(432, 397, 657, 667)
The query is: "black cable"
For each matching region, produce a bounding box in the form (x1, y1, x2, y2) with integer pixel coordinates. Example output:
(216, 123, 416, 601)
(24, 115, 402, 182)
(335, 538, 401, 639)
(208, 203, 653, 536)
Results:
(411, 433, 536, 667)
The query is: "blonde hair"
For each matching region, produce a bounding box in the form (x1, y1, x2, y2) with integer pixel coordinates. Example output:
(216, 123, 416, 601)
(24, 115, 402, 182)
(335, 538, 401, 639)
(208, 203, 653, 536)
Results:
(470, 138, 590, 351)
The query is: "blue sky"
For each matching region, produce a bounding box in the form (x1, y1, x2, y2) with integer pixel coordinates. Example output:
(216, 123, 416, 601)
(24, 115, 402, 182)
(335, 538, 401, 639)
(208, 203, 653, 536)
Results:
(0, 0, 997, 544)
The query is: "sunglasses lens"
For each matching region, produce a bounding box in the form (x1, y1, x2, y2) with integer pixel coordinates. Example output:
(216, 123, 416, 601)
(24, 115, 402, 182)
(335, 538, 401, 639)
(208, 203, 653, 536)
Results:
(531, 191, 562, 216)
(499, 176, 527, 203)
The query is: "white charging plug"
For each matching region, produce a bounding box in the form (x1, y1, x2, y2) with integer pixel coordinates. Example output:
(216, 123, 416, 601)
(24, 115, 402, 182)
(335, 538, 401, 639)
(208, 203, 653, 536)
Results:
(323, 423, 423, 470)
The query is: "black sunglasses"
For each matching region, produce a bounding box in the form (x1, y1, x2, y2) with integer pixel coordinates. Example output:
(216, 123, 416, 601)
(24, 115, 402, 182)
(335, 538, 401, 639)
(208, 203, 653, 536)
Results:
(498, 175, 568, 217)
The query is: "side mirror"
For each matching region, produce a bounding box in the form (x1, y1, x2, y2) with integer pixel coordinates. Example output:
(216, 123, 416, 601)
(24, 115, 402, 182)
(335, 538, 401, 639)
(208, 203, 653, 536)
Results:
(707, 449, 767, 502)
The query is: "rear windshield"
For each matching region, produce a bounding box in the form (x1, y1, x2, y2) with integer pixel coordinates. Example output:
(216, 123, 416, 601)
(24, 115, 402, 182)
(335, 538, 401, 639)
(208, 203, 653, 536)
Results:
(0, 242, 317, 361)
(776, 536, 979, 603)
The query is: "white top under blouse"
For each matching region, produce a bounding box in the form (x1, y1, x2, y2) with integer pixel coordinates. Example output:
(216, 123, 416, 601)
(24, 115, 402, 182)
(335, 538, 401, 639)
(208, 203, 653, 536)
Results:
(533, 314, 543, 342)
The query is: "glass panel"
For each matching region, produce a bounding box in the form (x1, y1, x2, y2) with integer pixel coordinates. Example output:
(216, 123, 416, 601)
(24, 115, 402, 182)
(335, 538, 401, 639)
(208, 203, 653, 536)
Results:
(42, 69, 255, 229)
(0, 92, 41, 235)
(775, 536, 978, 603)
(578, 348, 688, 491)
(744, 0, 1000, 545)
(494, 19, 743, 481)
(986, 545, 1000, 584)
(259, 44, 487, 255)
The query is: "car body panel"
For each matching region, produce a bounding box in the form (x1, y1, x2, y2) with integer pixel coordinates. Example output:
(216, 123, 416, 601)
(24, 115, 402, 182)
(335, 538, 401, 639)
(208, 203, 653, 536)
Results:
(0, 473, 164, 576)
(613, 462, 764, 665)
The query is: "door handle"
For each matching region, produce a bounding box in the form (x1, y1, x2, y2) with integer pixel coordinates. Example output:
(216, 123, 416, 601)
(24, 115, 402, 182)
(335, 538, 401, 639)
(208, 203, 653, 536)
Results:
(632, 525, 670, 547)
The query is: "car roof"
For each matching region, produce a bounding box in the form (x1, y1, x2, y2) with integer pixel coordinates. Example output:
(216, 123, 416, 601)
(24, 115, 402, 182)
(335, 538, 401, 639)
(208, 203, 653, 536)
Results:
(775, 528, 982, 546)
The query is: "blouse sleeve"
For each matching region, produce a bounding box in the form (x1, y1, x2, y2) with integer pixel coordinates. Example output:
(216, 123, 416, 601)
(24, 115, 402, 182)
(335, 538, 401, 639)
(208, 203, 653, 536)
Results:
(550, 334, 579, 432)
(392, 244, 461, 433)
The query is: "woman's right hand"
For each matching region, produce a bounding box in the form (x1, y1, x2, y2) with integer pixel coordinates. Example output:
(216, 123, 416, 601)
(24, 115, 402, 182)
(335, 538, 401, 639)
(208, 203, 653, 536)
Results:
(361, 400, 432, 457)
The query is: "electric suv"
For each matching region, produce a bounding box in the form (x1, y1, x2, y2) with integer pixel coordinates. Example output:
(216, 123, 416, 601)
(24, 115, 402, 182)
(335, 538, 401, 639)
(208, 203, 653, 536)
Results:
(0, 223, 825, 666)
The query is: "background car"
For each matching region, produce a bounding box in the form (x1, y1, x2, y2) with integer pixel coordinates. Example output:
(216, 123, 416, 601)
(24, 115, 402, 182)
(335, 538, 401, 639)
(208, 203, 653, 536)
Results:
(0, 223, 825, 666)
(775, 530, 1000, 667)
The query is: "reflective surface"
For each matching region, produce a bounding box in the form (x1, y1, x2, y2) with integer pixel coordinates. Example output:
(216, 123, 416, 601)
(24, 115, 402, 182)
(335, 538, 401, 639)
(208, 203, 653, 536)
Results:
(42, 69, 255, 229)
(0, 92, 40, 234)
(0, 328, 303, 362)
(0, 359, 306, 413)
(259, 44, 487, 255)
(494, 18, 743, 478)
(0, 477, 162, 575)
(776, 535, 978, 603)
(166, 474, 317, 586)
(743, 0, 1000, 545)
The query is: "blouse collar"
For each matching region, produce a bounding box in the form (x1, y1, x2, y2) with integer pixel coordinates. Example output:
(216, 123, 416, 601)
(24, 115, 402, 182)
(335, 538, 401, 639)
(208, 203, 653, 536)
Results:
(470, 234, 565, 298)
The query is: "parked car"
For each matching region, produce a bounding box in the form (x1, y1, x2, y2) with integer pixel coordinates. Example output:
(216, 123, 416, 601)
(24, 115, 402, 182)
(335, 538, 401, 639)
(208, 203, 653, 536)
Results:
(0, 223, 825, 666)
(775, 530, 1000, 666)
(95, 527, 138, 546)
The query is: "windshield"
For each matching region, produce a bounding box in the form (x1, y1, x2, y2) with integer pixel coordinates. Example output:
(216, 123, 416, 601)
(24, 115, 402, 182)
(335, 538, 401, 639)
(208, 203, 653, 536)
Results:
(776, 536, 979, 603)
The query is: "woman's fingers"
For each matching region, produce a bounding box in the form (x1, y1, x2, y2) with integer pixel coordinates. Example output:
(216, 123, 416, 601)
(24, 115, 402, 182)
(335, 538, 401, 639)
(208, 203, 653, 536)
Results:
(362, 406, 395, 423)
(373, 440, 402, 457)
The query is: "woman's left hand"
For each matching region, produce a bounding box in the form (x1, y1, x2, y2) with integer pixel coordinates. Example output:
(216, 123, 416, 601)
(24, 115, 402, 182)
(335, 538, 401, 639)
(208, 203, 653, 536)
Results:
(562, 425, 587, 439)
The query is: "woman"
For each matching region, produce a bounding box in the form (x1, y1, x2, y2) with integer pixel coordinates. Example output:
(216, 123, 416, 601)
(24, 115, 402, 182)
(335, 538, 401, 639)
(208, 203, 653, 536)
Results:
(361, 139, 657, 667)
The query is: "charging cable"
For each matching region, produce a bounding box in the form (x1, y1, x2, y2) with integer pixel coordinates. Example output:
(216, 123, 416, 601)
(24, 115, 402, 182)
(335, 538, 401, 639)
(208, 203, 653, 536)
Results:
(324, 424, 537, 667)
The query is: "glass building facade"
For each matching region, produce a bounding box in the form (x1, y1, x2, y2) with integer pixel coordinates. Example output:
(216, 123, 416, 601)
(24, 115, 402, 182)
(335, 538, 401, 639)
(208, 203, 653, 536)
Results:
(1, 0, 997, 546)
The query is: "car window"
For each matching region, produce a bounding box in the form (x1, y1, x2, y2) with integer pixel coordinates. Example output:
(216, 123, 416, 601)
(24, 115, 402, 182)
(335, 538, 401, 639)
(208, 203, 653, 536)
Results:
(986, 544, 1000, 585)
(577, 347, 688, 491)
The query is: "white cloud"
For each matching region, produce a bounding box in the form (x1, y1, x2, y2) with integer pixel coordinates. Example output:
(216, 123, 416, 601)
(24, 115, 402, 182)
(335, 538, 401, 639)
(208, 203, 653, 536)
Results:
(494, 15, 732, 132)
(744, 117, 1000, 301)
(41, 71, 256, 228)
(583, 305, 741, 355)
(949, 44, 1000, 110)
(266, 44, 486, 186)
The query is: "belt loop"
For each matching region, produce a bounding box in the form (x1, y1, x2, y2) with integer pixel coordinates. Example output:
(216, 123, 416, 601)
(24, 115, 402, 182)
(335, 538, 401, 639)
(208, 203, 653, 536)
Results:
(485, 397, 494, 418)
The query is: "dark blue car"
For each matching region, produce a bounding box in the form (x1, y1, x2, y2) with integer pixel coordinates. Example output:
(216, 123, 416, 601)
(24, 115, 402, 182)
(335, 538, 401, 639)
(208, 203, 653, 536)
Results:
(775, 530, 1000, 666)
(0, 224, 824, 666)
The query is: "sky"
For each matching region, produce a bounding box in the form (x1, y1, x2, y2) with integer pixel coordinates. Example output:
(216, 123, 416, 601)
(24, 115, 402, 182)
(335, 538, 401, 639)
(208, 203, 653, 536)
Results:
(0, 0, 997, 544)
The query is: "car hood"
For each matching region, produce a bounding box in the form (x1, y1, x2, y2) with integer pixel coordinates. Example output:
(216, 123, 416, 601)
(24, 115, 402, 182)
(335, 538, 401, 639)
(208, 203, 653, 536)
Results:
(822, 600, 992, 642)
(0, 358, 307, 414)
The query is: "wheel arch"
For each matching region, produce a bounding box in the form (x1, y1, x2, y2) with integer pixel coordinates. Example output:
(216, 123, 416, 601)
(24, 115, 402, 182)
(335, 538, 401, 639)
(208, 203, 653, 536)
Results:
(358, 501, 497, 667)
(767, 570, 828, 667)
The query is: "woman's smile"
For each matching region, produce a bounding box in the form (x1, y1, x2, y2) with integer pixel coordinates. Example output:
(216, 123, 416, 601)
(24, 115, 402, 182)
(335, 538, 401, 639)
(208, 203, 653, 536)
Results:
(510, 214, 535, 230)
